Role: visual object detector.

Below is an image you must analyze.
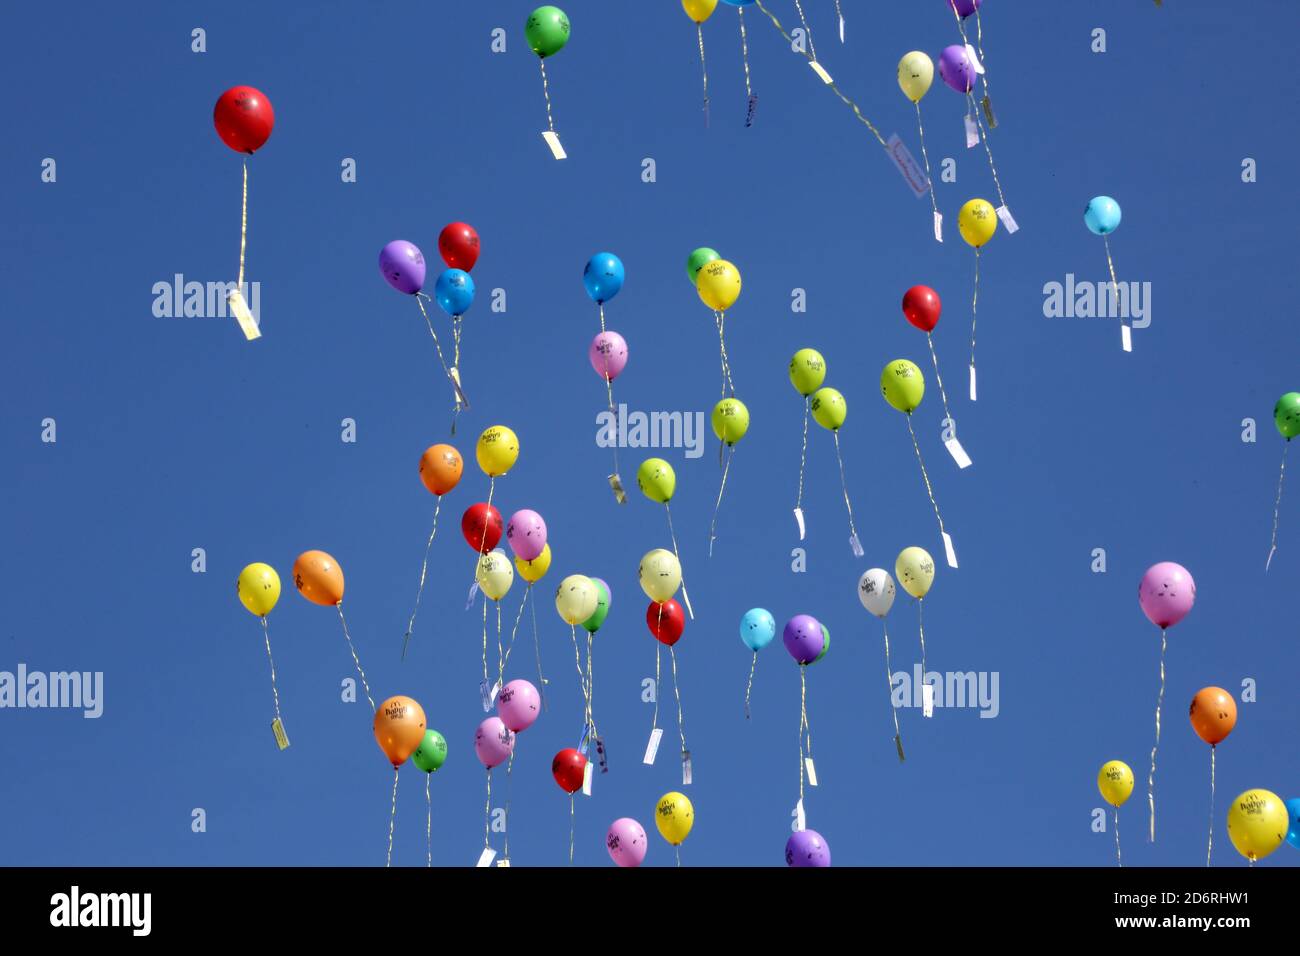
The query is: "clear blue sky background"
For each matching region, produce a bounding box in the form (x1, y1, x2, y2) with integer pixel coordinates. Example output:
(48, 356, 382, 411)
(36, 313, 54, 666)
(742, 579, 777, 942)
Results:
(1, 1, 1296, 867)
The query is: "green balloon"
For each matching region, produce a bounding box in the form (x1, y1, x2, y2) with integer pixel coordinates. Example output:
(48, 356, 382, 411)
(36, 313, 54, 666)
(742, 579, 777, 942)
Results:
(881, 359, 925, 414)
(1275, 392, 1300, 439)
(411, 729, 448, 773)
(810, 387, 847, 431)
(637, 458, 676, 503)
(789, 349, 826, 397)
(686, 247, 720, 284)
(712, 398, 750, 445)
(525, 6, 570, 58)
(814, 624, 830, 663)
(582, 579, 610, 633)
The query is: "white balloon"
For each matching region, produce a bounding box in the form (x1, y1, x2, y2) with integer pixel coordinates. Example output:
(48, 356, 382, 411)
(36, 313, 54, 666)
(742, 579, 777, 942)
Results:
(858, 568, 896, 618)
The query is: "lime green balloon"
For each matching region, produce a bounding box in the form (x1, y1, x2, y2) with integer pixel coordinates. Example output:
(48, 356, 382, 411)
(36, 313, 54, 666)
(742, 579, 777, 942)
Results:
(813, 623, 830, 663)
(686, 247, 720, 284)
(1275, 392, 1300, 439)
(411, 729, 447, 772)
(881, 359, 925, 414)
(789, 349, 826, 397)
(810, 387, 846, 431)
(636, 458, 676, 503)
(712, 398, 750, 444)
(525, 6, 570, 58)
(581, 579, 610, 634)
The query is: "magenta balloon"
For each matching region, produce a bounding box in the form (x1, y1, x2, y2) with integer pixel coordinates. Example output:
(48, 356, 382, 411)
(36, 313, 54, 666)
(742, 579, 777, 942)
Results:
(506, 509, 548, 561)
(496, 679, 541, 732)
(606, 818, 648, 867)
(1137, 562, 1196, 630)
(379, 240, 426, 295)
(589, 331, 628, 382)
(474, 716, 516, 769)
(786, 829, 831, 867)
(948, 0, 982, 19)
(782, 614, 824, 664)
(938, 45, 975, 94)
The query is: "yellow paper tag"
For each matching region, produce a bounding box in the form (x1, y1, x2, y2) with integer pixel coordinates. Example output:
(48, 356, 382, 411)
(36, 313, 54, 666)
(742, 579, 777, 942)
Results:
(541, 131, 567, 160)
(228, 289, 261, 340)
(808, 61, 833, 85)
(272, 718, 289, 750)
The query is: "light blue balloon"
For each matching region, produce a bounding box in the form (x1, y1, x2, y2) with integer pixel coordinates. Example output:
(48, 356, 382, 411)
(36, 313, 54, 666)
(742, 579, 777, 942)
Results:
(434, 268, 475, 317)
(1285, 797, 1300, 851)
(583, 252, 624, 305)
(1084, 196, 1122, 236)
(740, 608, 776, 651)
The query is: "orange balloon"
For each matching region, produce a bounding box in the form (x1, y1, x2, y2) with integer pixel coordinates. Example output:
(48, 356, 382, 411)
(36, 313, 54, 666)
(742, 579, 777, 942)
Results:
(293, 550, 345, 606)
(1188, 686, 1237, 746)
(373, 695, 427, 767)
(419, 443, 464, 496)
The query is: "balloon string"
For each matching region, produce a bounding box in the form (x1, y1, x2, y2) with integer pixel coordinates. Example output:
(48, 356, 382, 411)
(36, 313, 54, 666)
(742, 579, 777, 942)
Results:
(467, 478, 497, 597)
(791, 0, 818, 62)
(969, 246, 981, 383)
(425, 772, 432, 868)
(414, 294, 459, 405)
(1267, 441, 1288, 571)
(1102, 233, 1126, 342)
(501, 583, 530, 675)
(744, 651, 757, 720)
(666, 503, 695, 619)
(751, 1, 887, 148)
(569, 793, 575, 866)
(539, 58, 556, 133)
(597, 304, 623, 489)
(669, 644, 687, 756)
(504, 750, 513, 861)
(714, 311, 735, 396)
(917, 598, 928, 688)
(697, 23, 710, 127)
(569, 623, 588, 710)
(737, 8, 754, 108)
(260, 616, 283, 726)
(496, 600, 504, 690)
(530, 586, 547, 710)
(968, 91, 1007, 208)
(481, 591, 489, 685)
(883, 620, 903, 761)
(386, 766, 399, 868)
(831, 430, 861, 550)
(675, 844, 682, 868)
(798, 665, 808, 809)
(906, 413, 947, 540)
(484, 768, 492, 850)
(402, 496, 442, 661)
(1114, 807, 1122, 867)
(973, 6, 991, 101)
(708, 444, 734, 557)
(336, 604, 374, 712)
(1206, 745, 1216, 867)
(652, 638, 661, 732)
(1148, 627, 1166, 843)
(796, 398, 810, 514)
(236, 159, 248, 289)
(585, 630, 598, 740)
(450, 316, 465, 430)
(915, 102, 939, 225)
(927, 333, 953, 430)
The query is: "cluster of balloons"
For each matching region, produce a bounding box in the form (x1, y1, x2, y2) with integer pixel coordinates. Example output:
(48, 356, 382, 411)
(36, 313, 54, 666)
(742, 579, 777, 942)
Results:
(584, 252, 629, 500)
(476, 678, 541, 772)
(635, 458, 695, 618)
(789, 348, 863, 554)
(372, 695, 446, 866)
(603, 791, 698, 867)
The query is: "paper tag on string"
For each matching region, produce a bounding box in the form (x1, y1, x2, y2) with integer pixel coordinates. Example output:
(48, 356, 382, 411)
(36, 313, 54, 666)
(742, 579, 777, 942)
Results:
(794, 799, 806, 832)
(271, 718, 289, 751)
(964, 44, 985, 74)
(886, 134, 929, 198)
(894, 734, 906, 762)
(995, 205, 1019, 233)
(680, 585, 695, 621)
(922, 683, 935, 718)
(464, 581, 479, 610)
(479, 679, 494, 712)
(495, 858, 511, 867)
(981, 95, 998, 128)
(489, 679, 501, 708)
(577, 724, 590, 755)
(448, 367, 469, 410)
(793, 507, 806, 540)
(228, 288, 261, 341)
(608, 473, 627, 504)
(808, 61, 833, 85)
(942, 532, 959, 569)
(805, 757, 818, 787)
(968, 364, 977, 402)
(581, 760, 593, 796)
(682, 750, 693, 785)
(643, 727, 663, 765)
(964, 114, 979, 149)
(944, 438, 973, 469)
(1121, 324, 1133, 352)
(849, 534, 864, 558)
(933, 210, 943, 243)
(476, 847, 497, 867)
(541, 131, 566, 160)
(839, 16, 845, 43)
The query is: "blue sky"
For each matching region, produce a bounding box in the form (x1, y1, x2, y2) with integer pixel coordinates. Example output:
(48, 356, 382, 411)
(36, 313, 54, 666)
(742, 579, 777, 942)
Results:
(0, 0, 1295, 867)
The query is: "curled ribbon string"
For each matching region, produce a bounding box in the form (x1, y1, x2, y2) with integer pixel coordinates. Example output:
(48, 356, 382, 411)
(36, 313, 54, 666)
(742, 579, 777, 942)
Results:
(500, 583, 531, 675)
(336, 604, 374, 712)
(917, 598, 928, 688)
(484, 768, 493, 851)
(260, 616, 283, 726)
(402, 496, 442, 661)
(744, 650, 757, 720)
(1267, 441, 1289, 570)
(696, 22, 710, 126)
(670, 644, 688, 757)
(496, 600, 504, 690)
(915, 102, 939, 227)
(585, 631, 598, 741)
(530, 586, 547, 710)
(791, 0, 818, 62)
(831, 430, 861, 551)
(795, 397, 810, 516)
(236, 160, 248, 289)
(1114, 807, 1122, 867)
(737, 8, 755, 126)
(386, 766, 399, 868)
(414, 295, 461, 410)
(708, 443, 735, 557)
(714, 311, 735, 396)
(882, 619, 903, 761)
(568, 793, 575, 865)
(504, 750, 513, 862)
(481, 592, 489, 685)
(425, 772, 432, 868)
(666, 503, 694, 619)
(569, 623, 588, 708)
(834, 0, 845, 41)
(969, 246, 981, 386)
(1206, 745, 1216, 867)
(1102, 234, 1126, 342)
(539, 58, 556, 132)
(968, 91, 1007, 208)
(926, 333, 954, 431)
(798, 666, 809, 808)
(905, 413, 948, 542)
(1148, 627, 1167, 843)
(652, 620, 661, 733)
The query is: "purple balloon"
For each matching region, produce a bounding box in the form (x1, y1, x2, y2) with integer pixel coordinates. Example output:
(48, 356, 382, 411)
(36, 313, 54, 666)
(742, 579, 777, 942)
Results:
(590, 331, 628, 382)
(497, 679, 541, 732)
(506, 509, 548, 562)
(783, 614, 824, 665)
(1138, 562, 1196, 630)
(947, 0, 982, 19)
(938, 45, 975, 94)
(786, 829, 831, 867)
(606, 817, 648, 868)
(379, 240, 426, 295)
(474, 716, 515, 769)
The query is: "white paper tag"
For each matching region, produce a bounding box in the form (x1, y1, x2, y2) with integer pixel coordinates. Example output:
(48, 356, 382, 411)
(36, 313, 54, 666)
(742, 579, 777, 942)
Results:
(476, 847, 497, 867)
(942, 531, 959, 569)
(794, 799, 806, 832)
(448, 366, 469, 409)
(479, 679, 493, 712)
(1121, 324, 1133, 352)
(922, 682, 935, 718)
(886, 134, 929, 198)
(933, 210, 943, 243)
(808, 61, 833, 85)
(228, 289, 261, 340)
(968, 364, 977, 402)
(805, 757, 818, 787)
(944, 437, 973, 469)
(965, 43, 985, 75)
(793, 507, 806, 540)
(839, 15, 845, 43)
(581, 760, 593, 796)
(541, 130, 566, 160)
(995, 204, 1019, 233)
(489, 679, 501, 707)
(465, 581, 479, 610)
(680, 585, 695, 621)
(495, 858, 511, 867)
(608, 473, 627, 504)
(964, 113, 979, 148)
(682, 750, 693, 785)
(643, 727, 663, 765)
(849, 534, 864, 558)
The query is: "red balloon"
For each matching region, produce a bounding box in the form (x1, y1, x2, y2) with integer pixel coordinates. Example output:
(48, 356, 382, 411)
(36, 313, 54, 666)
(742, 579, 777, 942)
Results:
(902, 285, 941, 333)
(461, 502, 503, 553)
(439, 222, 481, 272)
(213, 86, 275, 154)
(646, 599, 685, 646)
(551, 748, 587, 794)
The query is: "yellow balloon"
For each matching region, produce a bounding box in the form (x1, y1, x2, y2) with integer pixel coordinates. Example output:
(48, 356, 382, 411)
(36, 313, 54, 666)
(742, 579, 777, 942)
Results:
(1097, 761, 1134, 808)
(1226, 789, 1288, 862)
(897, 51, 934, 103)
(515, 543, 552, 584)
(639, 549, 682, 604)
(476, 425, 519, 478)
(958, 198, 997, 248)
(655, 791, 695, 845)
(895, 547, 935, 600)
(476, 550, 515, 601)
(555, 574, 598, 625)
(881, 359, 925, 414)
(696, 259, 741, 312)
(682, 0, 717, 23)
(237, 562, 281, 617)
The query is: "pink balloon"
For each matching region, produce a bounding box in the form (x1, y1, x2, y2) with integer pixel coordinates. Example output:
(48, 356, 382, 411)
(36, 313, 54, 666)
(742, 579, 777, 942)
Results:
(474, 716, 515, 769)
(1138, 562, 1196, 629)
(589, 331, 628, 382)
(497, 679, 541, 732)
(606, 817, 648, 868)
(506, 509, 547, 562)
